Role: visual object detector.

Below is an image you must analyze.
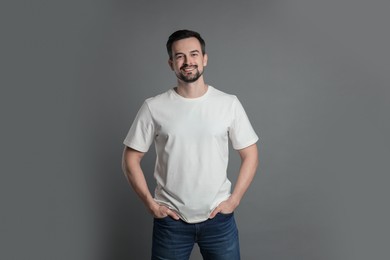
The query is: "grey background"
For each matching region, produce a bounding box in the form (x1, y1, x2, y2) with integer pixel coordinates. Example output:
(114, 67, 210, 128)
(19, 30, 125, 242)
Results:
(1, 0, 389, 259)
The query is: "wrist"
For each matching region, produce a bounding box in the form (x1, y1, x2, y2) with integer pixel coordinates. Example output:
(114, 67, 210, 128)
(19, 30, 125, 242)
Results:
(229, 194, 240, 207)
(146, 199, 159, 214)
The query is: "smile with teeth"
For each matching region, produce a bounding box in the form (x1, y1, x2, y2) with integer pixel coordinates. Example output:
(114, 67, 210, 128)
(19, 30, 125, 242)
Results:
(182, 66, 197, 72)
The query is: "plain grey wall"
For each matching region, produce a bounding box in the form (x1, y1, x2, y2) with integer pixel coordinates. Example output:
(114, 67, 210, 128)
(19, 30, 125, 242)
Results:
(1, 0, 389, 259)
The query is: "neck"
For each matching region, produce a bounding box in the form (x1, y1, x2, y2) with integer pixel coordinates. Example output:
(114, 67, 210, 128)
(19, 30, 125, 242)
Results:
(175, 78, 208, 98)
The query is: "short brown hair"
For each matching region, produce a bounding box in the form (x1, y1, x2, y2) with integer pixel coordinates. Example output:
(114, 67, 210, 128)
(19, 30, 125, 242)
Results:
(166, 29, 206, 60)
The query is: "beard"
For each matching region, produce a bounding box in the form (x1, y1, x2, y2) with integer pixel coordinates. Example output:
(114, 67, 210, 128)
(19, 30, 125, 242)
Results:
(175, 65, 204, 83)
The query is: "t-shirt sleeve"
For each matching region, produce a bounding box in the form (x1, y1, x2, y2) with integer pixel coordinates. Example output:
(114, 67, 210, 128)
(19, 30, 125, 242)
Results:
(123, 101, 155, 152)
(229, 97, 259, 150)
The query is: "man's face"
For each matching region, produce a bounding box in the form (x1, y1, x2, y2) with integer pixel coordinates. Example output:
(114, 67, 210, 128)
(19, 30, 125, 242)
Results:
(169, 37, 208, 83)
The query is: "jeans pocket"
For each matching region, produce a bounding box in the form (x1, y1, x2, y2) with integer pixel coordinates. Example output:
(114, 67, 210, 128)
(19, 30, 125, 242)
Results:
(217, 212, 234, 218)
(153, 216, 171, 222)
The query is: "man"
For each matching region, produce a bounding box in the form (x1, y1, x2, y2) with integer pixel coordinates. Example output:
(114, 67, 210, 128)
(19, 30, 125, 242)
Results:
(122, 29, 259, 260)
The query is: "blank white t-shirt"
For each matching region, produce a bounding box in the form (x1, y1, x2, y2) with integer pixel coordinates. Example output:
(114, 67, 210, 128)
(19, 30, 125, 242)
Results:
(124, 86, 258, 223)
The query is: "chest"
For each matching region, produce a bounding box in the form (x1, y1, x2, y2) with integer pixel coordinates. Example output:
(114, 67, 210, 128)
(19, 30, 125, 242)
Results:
(154, 103, 232, 140)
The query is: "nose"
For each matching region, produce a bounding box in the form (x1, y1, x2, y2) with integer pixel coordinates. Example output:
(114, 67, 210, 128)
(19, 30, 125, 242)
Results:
(183, 55, 194, 66)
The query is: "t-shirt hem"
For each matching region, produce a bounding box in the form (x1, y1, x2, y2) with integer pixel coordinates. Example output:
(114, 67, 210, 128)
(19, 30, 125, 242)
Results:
(154, 194, 233, 224)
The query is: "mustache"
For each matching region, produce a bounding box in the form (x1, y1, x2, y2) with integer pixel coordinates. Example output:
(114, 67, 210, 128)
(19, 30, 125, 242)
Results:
(180, 64, 198, 70)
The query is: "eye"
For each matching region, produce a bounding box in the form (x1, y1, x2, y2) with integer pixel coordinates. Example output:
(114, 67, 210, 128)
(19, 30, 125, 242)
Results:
(175, 54, 184, 60)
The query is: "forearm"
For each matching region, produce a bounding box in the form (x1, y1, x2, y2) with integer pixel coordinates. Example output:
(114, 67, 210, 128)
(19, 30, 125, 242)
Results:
(122, 148, 158, 213)
(122, 147, 180, 219)
(209, 144, 259, 218)
(230, 144, 259, 206)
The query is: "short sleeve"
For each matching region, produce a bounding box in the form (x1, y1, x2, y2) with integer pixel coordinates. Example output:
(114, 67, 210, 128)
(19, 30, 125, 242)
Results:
(229, 97, 259, 150)
(123, 101, 155, 152)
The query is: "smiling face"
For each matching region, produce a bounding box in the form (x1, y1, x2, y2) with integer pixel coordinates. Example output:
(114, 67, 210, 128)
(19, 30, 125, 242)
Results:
(168, 37, 208, 83)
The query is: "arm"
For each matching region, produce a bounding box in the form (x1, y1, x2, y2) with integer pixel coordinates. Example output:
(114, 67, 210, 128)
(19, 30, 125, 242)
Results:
(209, 143, 259, 218)
(122, 146, 179, 219)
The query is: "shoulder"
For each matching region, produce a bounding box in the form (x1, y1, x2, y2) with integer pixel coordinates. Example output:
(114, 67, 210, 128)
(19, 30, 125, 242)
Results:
(144, 88, 174, 106)
(208, 86, 239, 104)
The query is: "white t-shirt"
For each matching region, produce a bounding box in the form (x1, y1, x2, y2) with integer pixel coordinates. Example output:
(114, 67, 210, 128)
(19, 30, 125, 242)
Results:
(124, 86, 258, 223)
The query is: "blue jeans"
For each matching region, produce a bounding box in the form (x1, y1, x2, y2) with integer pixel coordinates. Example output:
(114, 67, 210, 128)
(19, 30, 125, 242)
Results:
(152, 213, 240, 260)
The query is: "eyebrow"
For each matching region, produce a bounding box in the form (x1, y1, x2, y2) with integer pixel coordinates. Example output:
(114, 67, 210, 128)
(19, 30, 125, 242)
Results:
(174, 50, 200, 57)
(174, 52, 184, 57)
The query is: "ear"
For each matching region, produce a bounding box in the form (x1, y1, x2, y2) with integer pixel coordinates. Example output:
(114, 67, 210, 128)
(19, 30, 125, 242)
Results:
(203, 53, 208, 67)
(168, 59, 174, 70)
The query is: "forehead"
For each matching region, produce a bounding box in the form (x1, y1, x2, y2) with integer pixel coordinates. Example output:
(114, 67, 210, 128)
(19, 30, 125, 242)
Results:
(171, 37, 202, 54)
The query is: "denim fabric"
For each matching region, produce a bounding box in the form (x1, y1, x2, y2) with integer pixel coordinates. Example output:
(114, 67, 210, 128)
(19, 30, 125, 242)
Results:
(152, 213, 240, 260)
